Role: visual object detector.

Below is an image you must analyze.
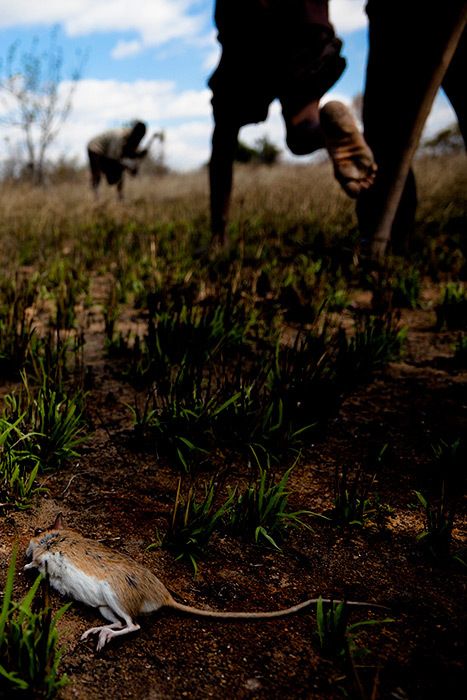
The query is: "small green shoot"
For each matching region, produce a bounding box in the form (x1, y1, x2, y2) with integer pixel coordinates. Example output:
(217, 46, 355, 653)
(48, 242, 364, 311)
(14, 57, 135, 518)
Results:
(330, 464, 375, 528)
(315, 597, 393, 659)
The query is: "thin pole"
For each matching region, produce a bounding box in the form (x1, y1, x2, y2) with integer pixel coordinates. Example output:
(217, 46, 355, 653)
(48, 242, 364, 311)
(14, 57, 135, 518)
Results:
(371, 5, 467, 260)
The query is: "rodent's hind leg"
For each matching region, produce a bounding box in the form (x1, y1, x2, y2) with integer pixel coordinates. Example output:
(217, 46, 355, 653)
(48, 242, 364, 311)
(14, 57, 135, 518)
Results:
(99, 605, 124, 626)
(95, 621, 141, 652)
(80, 606, 124, 642)
(81, 622, 122, 641)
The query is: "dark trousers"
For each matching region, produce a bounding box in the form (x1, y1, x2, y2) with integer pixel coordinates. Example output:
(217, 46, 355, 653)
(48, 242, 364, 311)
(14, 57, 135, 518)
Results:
(357, 1, 467, 251)
(210, 0, 344, 127)
(88, 149, 124, 187)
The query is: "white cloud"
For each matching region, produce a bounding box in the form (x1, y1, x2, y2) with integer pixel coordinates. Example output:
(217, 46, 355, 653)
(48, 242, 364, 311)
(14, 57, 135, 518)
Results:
(330, 0, 368, 34)
(60, 78, 211, 122)
(111, 39, 143, 60)
(165, 120, 213, 169)
(0, 0, 207, 57)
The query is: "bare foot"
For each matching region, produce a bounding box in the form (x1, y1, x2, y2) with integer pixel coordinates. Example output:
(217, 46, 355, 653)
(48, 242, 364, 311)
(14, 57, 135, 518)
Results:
(319, 100, 377, 198)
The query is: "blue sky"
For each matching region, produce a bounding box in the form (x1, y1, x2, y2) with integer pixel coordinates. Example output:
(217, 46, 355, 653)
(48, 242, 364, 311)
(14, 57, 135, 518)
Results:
(0, 0, 455, 170)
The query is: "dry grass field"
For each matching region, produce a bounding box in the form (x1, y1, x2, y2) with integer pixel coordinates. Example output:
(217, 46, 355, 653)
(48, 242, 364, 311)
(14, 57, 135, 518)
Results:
(0, 153, 466, 700)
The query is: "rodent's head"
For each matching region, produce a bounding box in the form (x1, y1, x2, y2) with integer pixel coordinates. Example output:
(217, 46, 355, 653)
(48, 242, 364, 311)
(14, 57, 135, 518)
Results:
(25, 513, 65, 568)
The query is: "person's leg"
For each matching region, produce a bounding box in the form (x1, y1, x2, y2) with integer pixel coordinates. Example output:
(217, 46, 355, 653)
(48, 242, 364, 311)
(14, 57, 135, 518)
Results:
(285, 101, 324, 154)
(116, 174, 124, 201)
(209, 71, 270, 244)
(279, 3, 376, 196)
(208, 38, 272, 243)
(88, 149, 101, 197)
(209, 119, 240, 246)
(356, 2, 418, 253)
(209, 0, 275, 244)
(357, 1, 465, 254)
(100, 158, 125, 200)
(278, 2, 339, 154)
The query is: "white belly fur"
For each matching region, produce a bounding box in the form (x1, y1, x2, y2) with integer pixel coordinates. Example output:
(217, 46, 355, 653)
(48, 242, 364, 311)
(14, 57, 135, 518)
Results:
(40, 551, 115, 610)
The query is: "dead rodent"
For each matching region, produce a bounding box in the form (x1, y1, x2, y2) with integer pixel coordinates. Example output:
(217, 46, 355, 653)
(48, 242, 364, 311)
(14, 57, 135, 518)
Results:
(25, 514, 387, 651)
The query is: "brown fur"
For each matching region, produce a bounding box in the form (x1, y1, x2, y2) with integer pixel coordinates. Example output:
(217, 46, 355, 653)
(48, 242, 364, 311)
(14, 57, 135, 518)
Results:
(27, 524, 173, 618)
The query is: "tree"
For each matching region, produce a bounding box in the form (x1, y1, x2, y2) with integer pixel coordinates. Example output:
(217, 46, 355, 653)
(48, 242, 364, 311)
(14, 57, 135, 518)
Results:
(235, 136, 281, 165)
(0, 31, 84, 184)
(422, 122, 464, 155)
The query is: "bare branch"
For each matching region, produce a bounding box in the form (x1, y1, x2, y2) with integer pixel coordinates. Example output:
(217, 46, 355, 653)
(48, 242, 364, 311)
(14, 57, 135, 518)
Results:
(0, 29, 86, 184)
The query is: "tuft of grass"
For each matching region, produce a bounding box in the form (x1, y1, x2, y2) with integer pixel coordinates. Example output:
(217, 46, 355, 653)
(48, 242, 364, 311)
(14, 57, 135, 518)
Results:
(414, 489, 455, 562)
(129, 374, 240, 472)
(314, 597, 394, 698)
(40, 259, 89, 330)
(225, 450, 315, 549)
(156, 479, 233, 574)
(3, 366, 87, 471)
(328, 446, 391, 531)
(263, 333, 337, 434)
(336, 313, 407, 384)
(315, 597, 393, 660)
(435, 282, 467, 330)
(316, 598, 351, 659)
(111, 297, 261, 384)
(215, 333, 338, 459)
(0, 549, 69, 698)
(0, 417, 43, 511)
(330, 464, 375, 528)
(415, 438, 466, 563)
(390, 265, 422, 309)
(453, 333, 467, 366)
(0, 273, 38, 378)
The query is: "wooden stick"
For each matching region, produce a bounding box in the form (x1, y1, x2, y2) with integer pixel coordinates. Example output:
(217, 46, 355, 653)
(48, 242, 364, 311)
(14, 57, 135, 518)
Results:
(371, 5, 467, 260)
(145, 131, 164, 151)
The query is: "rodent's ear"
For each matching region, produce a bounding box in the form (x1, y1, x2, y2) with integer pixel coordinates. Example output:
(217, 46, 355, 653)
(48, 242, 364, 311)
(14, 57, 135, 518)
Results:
(50, 512, 64, 530)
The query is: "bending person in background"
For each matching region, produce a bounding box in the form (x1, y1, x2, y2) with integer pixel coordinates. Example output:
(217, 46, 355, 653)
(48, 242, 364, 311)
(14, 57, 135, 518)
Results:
(209, 0, 377, 246)
(357, 0, 466, 256)
(87, 121, 150, 200)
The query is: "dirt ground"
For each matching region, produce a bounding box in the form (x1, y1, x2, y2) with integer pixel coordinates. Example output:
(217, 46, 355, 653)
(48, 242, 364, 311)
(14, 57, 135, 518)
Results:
(1, 286, 466, 700)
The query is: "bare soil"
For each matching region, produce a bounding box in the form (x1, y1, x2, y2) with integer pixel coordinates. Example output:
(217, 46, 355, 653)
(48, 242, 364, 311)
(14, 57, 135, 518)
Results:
(1, 286, 466, 700)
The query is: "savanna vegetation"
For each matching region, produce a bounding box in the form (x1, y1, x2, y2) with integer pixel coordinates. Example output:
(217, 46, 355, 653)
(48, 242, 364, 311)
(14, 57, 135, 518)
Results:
(0, 152, 466, 699)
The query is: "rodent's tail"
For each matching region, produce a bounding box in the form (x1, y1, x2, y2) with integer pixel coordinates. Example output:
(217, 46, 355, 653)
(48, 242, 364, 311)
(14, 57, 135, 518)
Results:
(168, 598, 388, 620)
